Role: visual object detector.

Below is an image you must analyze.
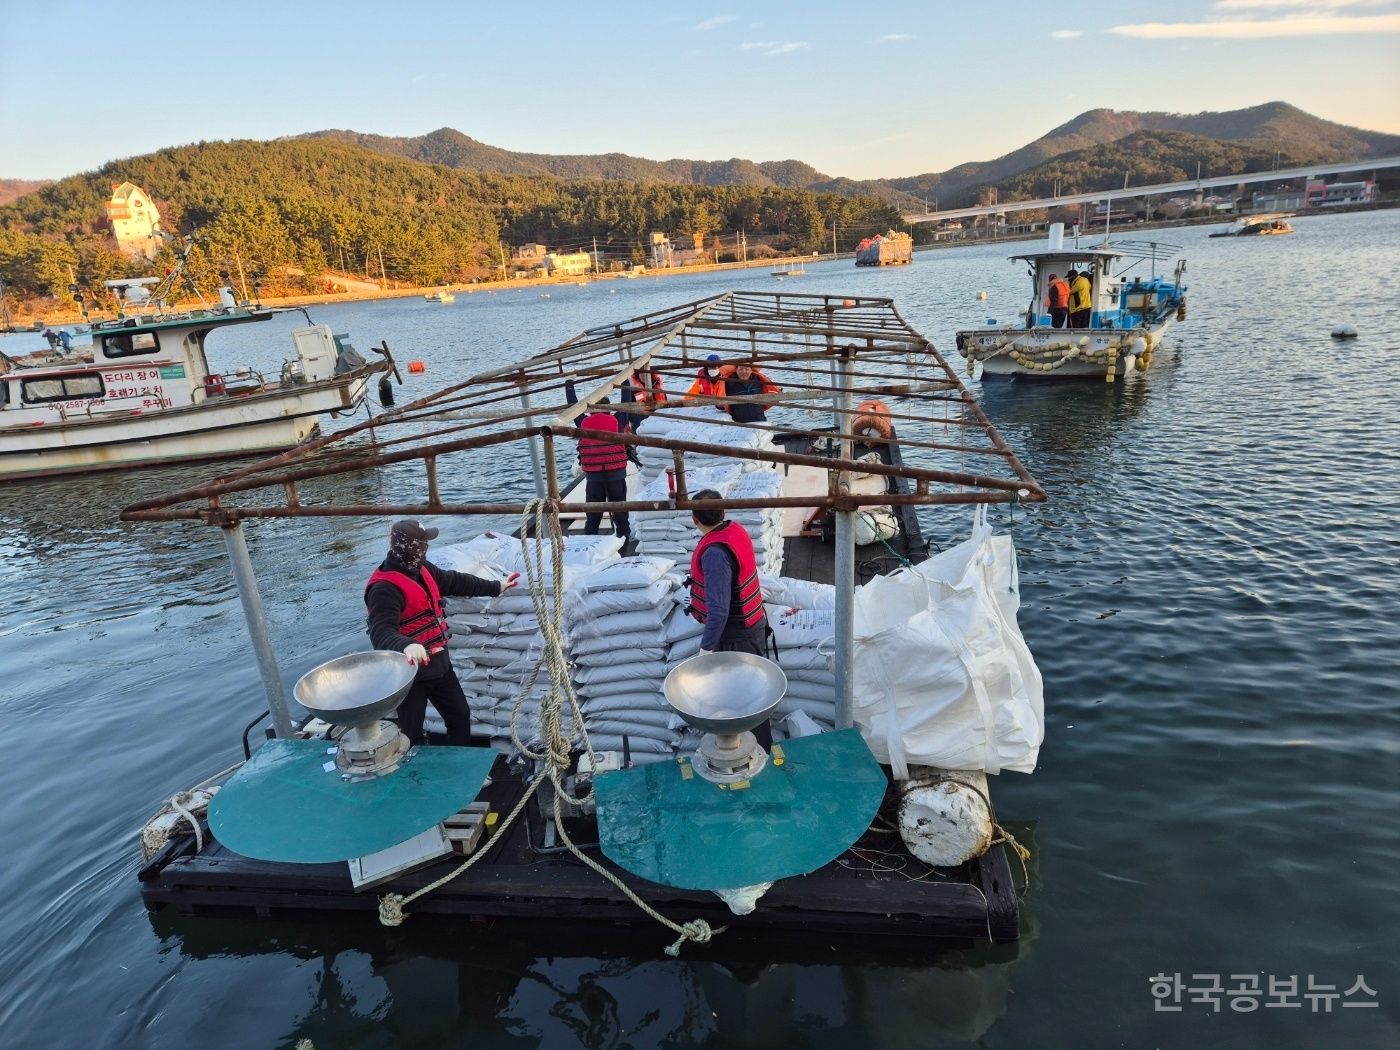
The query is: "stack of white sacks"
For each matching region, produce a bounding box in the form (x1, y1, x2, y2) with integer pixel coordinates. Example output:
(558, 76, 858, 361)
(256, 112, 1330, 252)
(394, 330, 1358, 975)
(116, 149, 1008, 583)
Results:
(416, 528, 837, 759)
(428, 532, 621, 746)
(630, 410, 785, 576)
(567, 556, 685, 763)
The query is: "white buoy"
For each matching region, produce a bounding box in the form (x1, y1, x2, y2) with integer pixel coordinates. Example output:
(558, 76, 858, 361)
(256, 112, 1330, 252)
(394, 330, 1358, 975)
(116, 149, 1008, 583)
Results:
(1331, 325, 1358, 340)
(976, 291, 988, 300)
(897, 768, 994, 866)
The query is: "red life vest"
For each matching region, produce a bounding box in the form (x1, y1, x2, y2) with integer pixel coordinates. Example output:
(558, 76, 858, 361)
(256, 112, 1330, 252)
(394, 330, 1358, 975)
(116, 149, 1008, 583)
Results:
(365, 566, 450, 654)
(1046, 277, 1070, 309)
(579, 411, 628, 473)
(689, 521, 765, 629)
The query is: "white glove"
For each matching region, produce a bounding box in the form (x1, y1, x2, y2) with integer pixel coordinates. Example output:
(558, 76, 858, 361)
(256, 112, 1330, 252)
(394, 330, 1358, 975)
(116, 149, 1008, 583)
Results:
(500, 571, 521, 592)
(404, 643, 429, 665)
(699, 648, 714, 656)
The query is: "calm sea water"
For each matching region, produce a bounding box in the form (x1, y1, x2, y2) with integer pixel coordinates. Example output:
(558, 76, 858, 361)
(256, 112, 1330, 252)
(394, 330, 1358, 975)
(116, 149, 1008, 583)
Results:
(2, 211, 1397, 1048)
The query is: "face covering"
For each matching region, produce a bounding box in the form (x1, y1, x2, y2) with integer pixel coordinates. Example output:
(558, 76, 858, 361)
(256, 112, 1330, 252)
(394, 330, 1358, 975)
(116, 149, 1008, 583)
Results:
(706, 367, 720, 379)
(390, 532, 429, 571)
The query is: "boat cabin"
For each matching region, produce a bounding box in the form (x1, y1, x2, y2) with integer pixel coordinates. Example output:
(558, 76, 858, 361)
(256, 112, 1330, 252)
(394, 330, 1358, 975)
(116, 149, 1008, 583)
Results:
(1015, 240, 1185, 333)
(0, 307, 357, 427)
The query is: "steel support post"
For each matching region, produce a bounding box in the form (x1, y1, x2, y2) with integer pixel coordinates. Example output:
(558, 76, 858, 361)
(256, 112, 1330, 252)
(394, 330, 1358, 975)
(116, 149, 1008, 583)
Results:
(221, 521, 295, 738)
(834, 347, 856, 730)
(834, 507, 856, 730)
(519, 383, 546, 500)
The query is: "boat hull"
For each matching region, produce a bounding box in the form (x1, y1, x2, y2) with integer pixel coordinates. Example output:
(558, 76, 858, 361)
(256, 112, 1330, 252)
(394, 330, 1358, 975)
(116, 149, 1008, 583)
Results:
(0, 374, 371, 481)
(957, 315, 1178, 380)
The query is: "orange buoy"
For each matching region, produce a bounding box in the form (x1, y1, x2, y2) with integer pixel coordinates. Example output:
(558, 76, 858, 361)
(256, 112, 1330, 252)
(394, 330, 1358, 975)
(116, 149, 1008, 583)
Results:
(852, 399, 893, 440)
(407, 361, 426, 374)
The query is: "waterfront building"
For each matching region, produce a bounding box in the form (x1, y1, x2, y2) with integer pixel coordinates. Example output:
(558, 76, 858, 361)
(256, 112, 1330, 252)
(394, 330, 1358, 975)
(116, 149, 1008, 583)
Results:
(543, 251, 592, 276)
(105, 182, 162, 259)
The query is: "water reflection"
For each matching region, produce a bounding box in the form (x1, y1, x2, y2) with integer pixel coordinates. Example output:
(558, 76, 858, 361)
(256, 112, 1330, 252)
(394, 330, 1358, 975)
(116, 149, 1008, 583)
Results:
(149, 886, 1039, 1048)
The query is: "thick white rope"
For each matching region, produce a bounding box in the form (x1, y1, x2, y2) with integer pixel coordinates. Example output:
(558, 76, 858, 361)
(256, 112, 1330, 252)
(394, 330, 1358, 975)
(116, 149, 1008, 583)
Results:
(379, 499, 723, 954)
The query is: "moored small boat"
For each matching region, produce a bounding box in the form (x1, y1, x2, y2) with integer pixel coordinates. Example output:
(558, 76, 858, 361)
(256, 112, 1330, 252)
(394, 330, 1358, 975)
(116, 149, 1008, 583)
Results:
(424, 289, 456, 302)
(955, 224, 1187, 381)
(1208, 213, 1294, 238)
(0, 275, 395, 481)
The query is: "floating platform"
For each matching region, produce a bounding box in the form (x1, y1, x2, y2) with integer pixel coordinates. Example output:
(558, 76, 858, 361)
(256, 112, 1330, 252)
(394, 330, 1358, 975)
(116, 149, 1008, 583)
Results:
(139, 747, 1020, 944)
(125, 291, 1045, 950)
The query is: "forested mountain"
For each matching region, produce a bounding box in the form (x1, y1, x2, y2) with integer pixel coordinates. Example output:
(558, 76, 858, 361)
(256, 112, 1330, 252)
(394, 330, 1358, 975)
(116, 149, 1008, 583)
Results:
(2, 101, 1391, 306)
(301, 129, 926, 210)
(304, 103, 1396, 215)
(0, 179, 50, 207)
(0, 138, 902, 302)
(888, 102, 1400, 207)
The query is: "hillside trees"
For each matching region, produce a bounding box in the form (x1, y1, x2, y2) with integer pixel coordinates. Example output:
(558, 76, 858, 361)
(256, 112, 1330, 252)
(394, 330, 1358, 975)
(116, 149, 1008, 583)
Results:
(0, 138, 902, 298)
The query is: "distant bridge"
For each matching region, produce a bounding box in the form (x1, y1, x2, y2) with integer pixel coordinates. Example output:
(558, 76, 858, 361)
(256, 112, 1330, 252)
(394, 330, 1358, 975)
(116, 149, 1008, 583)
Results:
(902, 156, 1400, 224)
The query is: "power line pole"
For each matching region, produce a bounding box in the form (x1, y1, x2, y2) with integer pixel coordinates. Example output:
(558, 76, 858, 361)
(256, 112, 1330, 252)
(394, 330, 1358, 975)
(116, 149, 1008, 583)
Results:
(377, 246, 387, 290)
(831, 220, 837, 257)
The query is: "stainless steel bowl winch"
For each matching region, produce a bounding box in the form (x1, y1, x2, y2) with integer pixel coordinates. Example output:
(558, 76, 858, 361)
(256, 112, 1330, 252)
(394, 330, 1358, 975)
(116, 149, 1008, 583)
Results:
(294, 651, 418, 780)
(664, 652, 787, 784)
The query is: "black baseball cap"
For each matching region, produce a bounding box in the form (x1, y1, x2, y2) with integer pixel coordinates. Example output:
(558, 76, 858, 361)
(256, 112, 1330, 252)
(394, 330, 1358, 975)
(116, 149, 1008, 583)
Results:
(391, 519, 439, 542)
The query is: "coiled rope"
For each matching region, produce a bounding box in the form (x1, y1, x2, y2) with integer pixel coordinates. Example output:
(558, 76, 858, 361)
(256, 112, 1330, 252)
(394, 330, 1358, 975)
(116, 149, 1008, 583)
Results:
(379, 499, 723, 955)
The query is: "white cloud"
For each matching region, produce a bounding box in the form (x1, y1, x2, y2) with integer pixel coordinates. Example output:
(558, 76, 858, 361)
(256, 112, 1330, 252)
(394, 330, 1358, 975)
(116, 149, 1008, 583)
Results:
(1216, 0, 1392, 8)
(694, 15, 737, 31)
(740, 40, 810, 55)
(1050, 29, 1083, 39)
(1108, 12, 1400, 36)
(880, 33, 914, 42)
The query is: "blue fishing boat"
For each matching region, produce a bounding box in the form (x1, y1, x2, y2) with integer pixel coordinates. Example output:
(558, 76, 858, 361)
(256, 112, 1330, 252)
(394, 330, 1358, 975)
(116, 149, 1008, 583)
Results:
(956, 224, 1187, 381)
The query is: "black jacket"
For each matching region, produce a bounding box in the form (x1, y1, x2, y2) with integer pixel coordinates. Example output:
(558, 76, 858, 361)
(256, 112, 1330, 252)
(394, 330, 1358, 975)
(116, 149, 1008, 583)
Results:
(366, 557, 502, 678)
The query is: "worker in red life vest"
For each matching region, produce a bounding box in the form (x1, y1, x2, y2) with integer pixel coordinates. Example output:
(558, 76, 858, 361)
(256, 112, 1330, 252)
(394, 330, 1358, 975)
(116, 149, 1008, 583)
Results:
(1045, 272, 1070, 329)
(365, 519, 519, 746)
(687, 488, 775, 746)
(579, 395, 632, 540)
(684, 353, 727, 406)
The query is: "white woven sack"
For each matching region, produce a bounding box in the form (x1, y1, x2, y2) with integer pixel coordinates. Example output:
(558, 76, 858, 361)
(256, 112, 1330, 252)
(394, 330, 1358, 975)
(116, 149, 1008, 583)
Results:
(851, 506, 1043, 778)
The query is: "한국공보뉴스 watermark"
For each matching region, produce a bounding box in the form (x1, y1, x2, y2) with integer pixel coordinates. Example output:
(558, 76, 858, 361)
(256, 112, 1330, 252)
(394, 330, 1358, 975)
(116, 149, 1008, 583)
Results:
(1150, 973, 1380, 1013)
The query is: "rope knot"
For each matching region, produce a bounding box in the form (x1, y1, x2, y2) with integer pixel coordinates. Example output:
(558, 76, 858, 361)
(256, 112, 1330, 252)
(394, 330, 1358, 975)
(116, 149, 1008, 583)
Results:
(664, 919, 716, 957)
(378, 892, 407, 927)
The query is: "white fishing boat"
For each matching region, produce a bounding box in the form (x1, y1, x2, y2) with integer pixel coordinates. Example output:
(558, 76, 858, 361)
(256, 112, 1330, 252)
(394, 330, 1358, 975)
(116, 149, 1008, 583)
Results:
(955, 224, 1187, 381)
(424, 290, 456, 302)
(1208, 213, 1294, 238)
(0, 276, 396, 481)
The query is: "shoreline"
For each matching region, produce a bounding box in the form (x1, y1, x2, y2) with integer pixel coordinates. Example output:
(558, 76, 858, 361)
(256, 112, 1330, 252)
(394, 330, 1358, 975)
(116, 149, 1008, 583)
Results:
(3, 253, 856, 330)
(6, 199, 1394, 330)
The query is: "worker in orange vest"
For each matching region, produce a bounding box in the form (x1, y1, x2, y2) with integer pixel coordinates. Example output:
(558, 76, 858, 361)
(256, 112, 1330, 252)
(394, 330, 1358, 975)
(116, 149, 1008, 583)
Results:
(1045, 272, 1070, 329)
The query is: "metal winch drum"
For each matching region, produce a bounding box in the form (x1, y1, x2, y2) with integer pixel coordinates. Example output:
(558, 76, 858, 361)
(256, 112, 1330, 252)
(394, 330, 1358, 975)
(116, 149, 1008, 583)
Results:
(293, 651, 417, 780)
(664, 652, 787, 784)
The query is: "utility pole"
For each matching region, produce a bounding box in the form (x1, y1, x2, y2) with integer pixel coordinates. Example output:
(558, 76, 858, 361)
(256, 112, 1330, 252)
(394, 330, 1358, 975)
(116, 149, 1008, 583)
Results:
(592, 236, 599, 275)
(377, 246, 388, 290)
(831, 220, 837, 258)
(499, 243, 507, 282)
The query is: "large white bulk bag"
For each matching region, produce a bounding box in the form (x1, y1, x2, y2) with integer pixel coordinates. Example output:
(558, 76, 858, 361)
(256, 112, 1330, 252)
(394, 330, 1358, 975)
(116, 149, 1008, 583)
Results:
(852, 506, 1043, 779)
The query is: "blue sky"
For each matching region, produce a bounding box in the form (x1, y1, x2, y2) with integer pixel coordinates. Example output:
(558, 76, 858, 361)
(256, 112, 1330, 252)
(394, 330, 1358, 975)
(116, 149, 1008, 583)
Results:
(1, 0, 1397, 180)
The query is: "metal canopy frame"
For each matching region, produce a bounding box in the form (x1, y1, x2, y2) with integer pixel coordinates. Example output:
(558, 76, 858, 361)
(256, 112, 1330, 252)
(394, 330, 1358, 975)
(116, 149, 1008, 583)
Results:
(121, 290, 1044, 525)
(119, 290, 1046, 737)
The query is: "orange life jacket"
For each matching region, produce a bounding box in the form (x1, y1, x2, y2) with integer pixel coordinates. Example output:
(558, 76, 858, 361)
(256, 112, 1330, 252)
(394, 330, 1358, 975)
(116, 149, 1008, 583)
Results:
(685, 369, 726, 403)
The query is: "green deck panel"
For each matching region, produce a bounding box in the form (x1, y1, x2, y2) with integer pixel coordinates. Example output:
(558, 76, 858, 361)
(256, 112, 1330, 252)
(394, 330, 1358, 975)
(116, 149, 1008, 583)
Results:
(593, 729, 886, 891)
(208, 738, 495, 863)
